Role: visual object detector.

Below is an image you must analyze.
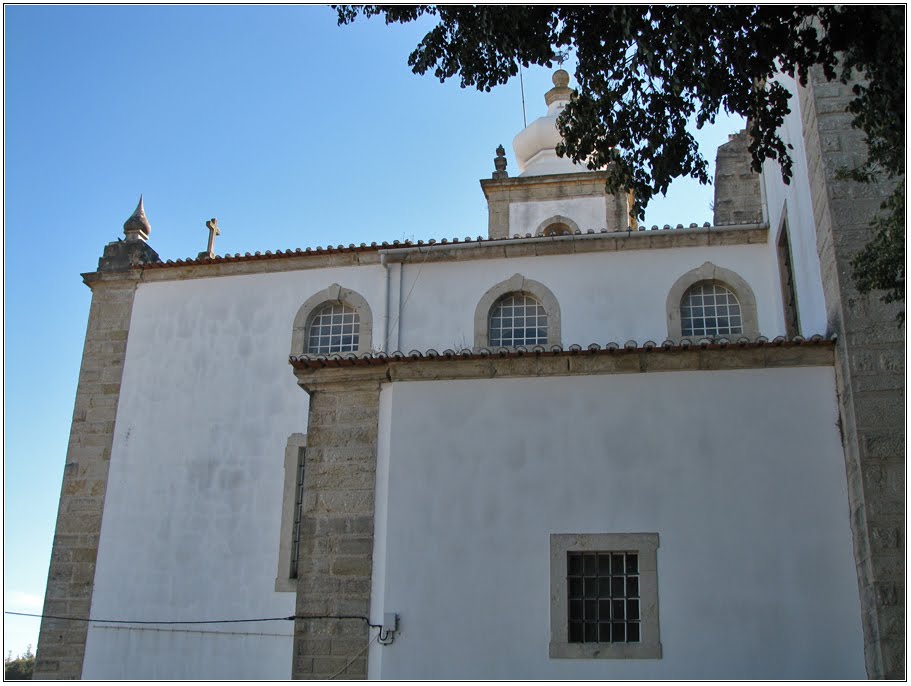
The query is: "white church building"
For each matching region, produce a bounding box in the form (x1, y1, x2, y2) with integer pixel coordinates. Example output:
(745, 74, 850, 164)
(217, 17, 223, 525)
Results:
(34, 70, 903, 680)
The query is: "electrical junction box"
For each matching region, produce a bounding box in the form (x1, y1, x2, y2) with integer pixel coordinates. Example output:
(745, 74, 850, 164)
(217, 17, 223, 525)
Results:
(383, 613, 398, 633)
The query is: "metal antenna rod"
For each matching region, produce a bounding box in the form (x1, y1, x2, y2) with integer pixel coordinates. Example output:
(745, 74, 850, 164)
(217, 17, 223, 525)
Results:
(518, 63, 527, 128)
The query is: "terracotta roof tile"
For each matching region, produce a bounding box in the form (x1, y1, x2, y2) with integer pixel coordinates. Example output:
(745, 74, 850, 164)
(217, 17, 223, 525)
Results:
(289, 335, 833, 369)
(141, 222, 747, 270)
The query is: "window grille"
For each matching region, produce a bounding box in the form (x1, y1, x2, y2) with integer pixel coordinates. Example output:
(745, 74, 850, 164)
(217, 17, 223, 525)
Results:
(567, 552, 640, 644)
(289, 447, 306, 579)
(489, 294, 548, 347)
(777, 223, 800, 338)
(680, 282, 742, 337)
(306, 302, 360, 354)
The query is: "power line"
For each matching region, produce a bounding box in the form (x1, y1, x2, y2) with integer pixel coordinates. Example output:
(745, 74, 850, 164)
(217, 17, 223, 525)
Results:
(519, 62, 527, 128)
(5, 611, 380, 628)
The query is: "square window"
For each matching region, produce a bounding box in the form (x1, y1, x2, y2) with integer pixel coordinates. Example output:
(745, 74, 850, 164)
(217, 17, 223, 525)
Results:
(551, 533, 661, 660)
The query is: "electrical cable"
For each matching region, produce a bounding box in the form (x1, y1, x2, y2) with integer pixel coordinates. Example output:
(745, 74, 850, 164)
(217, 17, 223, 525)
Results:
(385, 240, 434, 341)
(5, 611, 382, 630)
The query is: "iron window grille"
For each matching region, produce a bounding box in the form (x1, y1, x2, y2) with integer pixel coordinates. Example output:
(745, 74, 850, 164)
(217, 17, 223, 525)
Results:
(489, 293, 548, 347)
(289, 447, 306, 579)
(306, 302, 360, 354)
(550, 533, 661, 659)
(680, 282, 743, 337)
(567, 551, 640, 644)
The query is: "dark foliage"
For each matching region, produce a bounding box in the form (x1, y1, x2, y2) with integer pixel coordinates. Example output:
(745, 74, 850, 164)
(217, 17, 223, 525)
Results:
(5, 646, 35, 680)
(337, 5, 904, 307)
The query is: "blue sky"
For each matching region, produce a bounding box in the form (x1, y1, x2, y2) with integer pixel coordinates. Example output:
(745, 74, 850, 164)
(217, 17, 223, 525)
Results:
(3, 5, 744, 657)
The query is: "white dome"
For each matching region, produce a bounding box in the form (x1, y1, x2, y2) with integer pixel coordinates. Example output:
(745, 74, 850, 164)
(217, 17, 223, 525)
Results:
(512, 70, 590, 176)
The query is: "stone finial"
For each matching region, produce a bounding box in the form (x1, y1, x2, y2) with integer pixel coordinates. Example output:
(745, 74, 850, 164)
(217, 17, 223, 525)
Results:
(492, 144, 509, 179)
(123, 195, 151, 241)
(545, 69, 573, 107)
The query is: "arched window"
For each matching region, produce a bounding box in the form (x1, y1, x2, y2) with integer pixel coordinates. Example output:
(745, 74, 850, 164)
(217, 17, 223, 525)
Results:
(291, 284, 373, 355)
(489, 293, 548, 347)
(680, 282, 743, 337)
(666, 262, 759, 339)
(306, 302, 360, 354)
(542, 222, 573, 237)
(535, 215, 580, 237)
(474, 274, 561, 348)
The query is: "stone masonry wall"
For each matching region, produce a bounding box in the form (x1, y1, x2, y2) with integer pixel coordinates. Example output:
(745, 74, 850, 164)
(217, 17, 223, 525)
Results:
(292, 379, 381, 680)
(798, 67, 905, 679)
(713, 130, 763, 226)
(481, 172, 631, 238)
(33, 274, 140, 679)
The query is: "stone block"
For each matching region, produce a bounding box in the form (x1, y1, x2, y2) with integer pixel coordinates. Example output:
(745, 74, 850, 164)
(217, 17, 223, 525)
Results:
(853, 393, 904, 430)
(334, 536, 374, 556)
(62, 479, 88, 496)
(296, 597, 330, 616)
(343, 657, 367, 679)
(308, 408, 338, 427)
(296, 638, 331, 656)
(315, 516, 350, 536)
(66, 599, 91, 617)
(338, 578, 372, 597)
(330, 637, 366, 656)
(312, 656, 349, 675)
(317, 489, 374, 515)
(861, 432, 905, 459)
(316, 445, 375, 464)
(61, 496, 100, 513)
(878, 351, 904, 373)
(70, 564, 97, 585)
(34, 660, 60, 674)
(852, 374, 905, 393)
(294, 656, 314, 673)
(331, 556, 372, 577)
(880, 638, 906, 679)
(330, 597, 369, 616)
(870, 526, 901, 550)
(57, 512, 103, 535)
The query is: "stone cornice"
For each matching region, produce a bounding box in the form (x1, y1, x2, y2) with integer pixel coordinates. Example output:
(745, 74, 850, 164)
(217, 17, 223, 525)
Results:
(82, 224, 769, 285)
(81, 270, 144, 289)
(480, 170, 611, 198)
(292, 338, 835, 392)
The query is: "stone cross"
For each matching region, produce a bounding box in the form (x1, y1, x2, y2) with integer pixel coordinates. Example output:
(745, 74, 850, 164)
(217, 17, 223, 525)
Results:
(202, 218, 220, 259)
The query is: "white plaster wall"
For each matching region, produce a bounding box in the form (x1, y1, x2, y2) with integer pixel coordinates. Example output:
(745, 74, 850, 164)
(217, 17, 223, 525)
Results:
(762, 74, 828, 335)
(84, 235, 796, 677)
(393, 243, 787, 351)
(509, 197, 607, 235)
(369, 368, 864, 680)
(84, 266, 386, 679)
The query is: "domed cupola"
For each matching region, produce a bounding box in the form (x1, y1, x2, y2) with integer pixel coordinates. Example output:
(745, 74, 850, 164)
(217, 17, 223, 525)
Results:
(512, 69, 589, 176)
(480, 70, 634, 240)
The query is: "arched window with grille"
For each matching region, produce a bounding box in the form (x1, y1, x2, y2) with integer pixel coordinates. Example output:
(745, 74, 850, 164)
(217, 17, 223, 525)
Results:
(489, 293, 549, 347)
(306, 302, 361, 353)
(290, 284, 373, 355)
(474, 274, 561, 348)
(666, 262, 759, 339)
(680, 282, 744, 337)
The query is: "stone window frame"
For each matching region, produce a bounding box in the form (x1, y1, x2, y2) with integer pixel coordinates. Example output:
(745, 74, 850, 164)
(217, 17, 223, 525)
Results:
(535, 215, 581, 236)
(291, 283, 373, 356)
(550, 533, 662, 660)
(665, 262, 759, 339)
(276, 433, 307, 592)
(473, 273, 562, 348)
